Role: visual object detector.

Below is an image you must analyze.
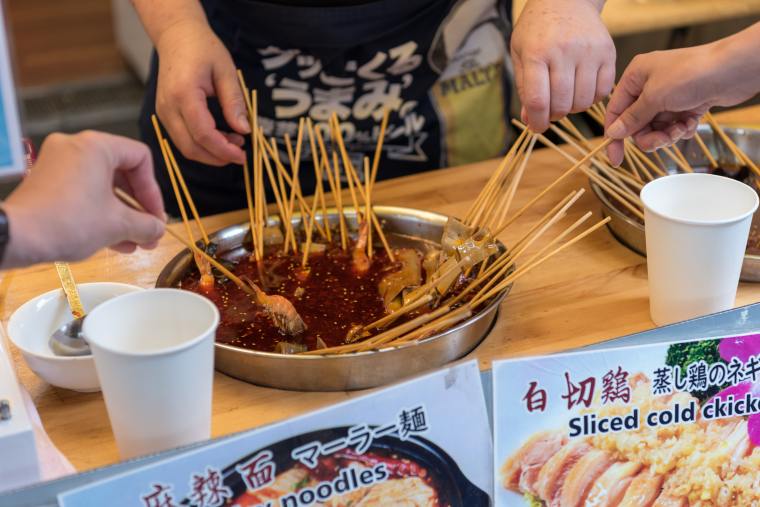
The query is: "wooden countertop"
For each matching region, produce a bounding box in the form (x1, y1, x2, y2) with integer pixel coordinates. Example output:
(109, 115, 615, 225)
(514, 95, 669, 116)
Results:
(513, 0, 760, 37)
(5, 106, 760, 473)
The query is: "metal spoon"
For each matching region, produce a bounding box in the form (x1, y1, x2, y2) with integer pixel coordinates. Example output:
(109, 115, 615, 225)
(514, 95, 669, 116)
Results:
(48, 262, 91, 356)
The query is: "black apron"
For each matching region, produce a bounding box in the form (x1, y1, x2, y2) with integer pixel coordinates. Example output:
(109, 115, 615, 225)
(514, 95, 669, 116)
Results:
(140, 0, 514, 216)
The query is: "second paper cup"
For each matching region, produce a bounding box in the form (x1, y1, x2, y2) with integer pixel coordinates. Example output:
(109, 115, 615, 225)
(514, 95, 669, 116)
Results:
(642, 173, 758, 326)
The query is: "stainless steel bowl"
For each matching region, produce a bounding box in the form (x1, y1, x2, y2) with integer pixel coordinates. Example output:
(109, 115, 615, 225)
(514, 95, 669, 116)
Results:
(156, 206, 510, 391)
(590, 125, 760, 281)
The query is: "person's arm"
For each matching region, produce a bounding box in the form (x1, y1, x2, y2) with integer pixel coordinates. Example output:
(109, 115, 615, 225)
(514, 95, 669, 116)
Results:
(131, 0, 248, 166)
(1, 131, 166, 269)
(511, 0, 615, 133)
(605, 22, 760, 165)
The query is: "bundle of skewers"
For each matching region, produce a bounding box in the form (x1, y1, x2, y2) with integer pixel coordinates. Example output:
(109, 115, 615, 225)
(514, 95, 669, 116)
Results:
(544, 103, 760, 224)
(135, 75, 611, 356)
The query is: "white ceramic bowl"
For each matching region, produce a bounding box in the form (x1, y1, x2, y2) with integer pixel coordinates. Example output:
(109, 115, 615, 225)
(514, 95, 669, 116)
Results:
(7, 283, 143, 392)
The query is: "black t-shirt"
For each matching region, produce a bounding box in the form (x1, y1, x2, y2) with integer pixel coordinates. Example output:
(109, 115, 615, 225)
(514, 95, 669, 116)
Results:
(140, 0, 514, 216)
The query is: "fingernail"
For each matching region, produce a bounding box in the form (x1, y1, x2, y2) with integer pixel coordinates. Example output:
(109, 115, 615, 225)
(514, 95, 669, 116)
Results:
(671, 126, 685, 139)
(606, 120, 626, 139)
(686, 117, 698, 130)
(238, 114, 251, 133)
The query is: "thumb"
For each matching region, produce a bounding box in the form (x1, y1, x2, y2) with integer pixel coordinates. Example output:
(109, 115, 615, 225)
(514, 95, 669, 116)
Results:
(605, 94, 659, 140)
(119, 207, 166, 246)
(214, 62, 251, 135)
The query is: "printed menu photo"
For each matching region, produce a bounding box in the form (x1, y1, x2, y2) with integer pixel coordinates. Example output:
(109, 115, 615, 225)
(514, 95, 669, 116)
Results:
(59, 360, 492, 507)
(493, 333, 760, 506)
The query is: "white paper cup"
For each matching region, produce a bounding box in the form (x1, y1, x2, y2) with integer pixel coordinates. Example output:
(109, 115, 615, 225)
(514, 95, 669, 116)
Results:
(82, 289, 219, 459)
(642, 173, 759, 326)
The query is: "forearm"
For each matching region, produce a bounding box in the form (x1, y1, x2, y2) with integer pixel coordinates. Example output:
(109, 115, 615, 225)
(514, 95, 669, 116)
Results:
(130, 0, 210, 49)
(710, 22, 760, 98)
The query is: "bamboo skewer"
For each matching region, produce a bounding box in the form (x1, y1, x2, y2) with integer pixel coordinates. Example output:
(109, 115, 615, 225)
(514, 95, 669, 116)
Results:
(364, 157, 373, 259)
(625, 144, 655, 181)
(306, 119, 331, 243)
(479, 134, 532, 229)
(333, 119, 389, 262)
(313, 127, 350, 251)
(545, 127, 650, 207)
(454, 209, 589, 313)
(331, 152, 349, 251)
(541, 136, 644, 221)
(243, 157, 259, 260)
(494, 135, 537, 228)
(495, 133, 613, 234)
(628, 143, 667, 177)
(163, 140, 209, 244)
(671, 143, 691, 169)
(467, 129, 530, 226)
(518, 118, 644, 223)
(114, 188, 256, 298)
(150, 116, 195, 245)
(269, 138, 298, 253)
(450, 190, 583, 309)
(694, 131, 718, 169)
(283, 133, 302, 247)
(651, 150, 667, 173)
(370, 109, 389, 186)
(387, 307, 472, 346)
(258, 133, 292, 246)
(263, 134, 323, 243)
(705, 112, 760, 177)
(661, 145, 693, 173)
(356, 293, 435, 336)
(236, 70, 253, 114)
(472, 190, 587, 305)
(550, 122, 644, 191)
(470, 216, 610, 308)
(559, 118, 593, 152)
(301, 165, 322, 269)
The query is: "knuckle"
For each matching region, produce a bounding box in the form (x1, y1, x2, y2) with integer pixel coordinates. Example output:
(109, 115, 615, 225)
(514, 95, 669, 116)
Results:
(194, 130, 214, 146)
(525, 95, 547, 111)
(76, 130, 100, 144)
(553, 106, 571, 119)
(43, 132, 69, 149)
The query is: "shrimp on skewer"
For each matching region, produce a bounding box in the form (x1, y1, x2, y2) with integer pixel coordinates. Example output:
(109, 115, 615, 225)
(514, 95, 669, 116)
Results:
(352, 220, 371, 274)
(194, 252, 215, 292)
(241, 276, 307, 336)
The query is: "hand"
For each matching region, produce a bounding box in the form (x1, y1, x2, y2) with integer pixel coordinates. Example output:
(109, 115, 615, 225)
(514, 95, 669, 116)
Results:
(155, 20, 248, 166)
(3, 131, 166, 268)
(605, 24, 760, 165)
(511, 0, 615, 132)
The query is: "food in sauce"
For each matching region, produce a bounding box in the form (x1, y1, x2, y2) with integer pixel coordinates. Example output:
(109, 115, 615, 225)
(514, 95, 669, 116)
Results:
(176, 214, 499, 353)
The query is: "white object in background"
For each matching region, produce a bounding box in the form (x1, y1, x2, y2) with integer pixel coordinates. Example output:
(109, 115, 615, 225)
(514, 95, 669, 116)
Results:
(0, 327, 40, 492)
(83, 289, 219, 460)
(7, 283, 143, 392)
(642, 173, 759, 326)
(0, 7, 26, 181)
(111, 0, 153, 82)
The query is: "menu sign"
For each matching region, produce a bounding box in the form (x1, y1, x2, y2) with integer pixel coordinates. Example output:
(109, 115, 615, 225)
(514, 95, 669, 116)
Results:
(0, 8, 24, 178)
(493, 333, 760, 506)
(59, 360, 492, 507)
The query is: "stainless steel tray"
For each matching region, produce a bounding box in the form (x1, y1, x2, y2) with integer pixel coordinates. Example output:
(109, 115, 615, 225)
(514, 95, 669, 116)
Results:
(591, 125, 760, 282)
(156, 206, 510, 391)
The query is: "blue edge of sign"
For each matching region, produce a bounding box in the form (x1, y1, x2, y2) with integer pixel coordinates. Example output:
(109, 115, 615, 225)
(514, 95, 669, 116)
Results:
(3, 302, 760, 506)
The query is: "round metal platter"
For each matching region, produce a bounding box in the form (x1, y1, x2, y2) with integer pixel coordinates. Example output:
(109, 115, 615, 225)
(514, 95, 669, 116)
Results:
(590, 125, 760, 282)
(156, 206, 511, 391)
